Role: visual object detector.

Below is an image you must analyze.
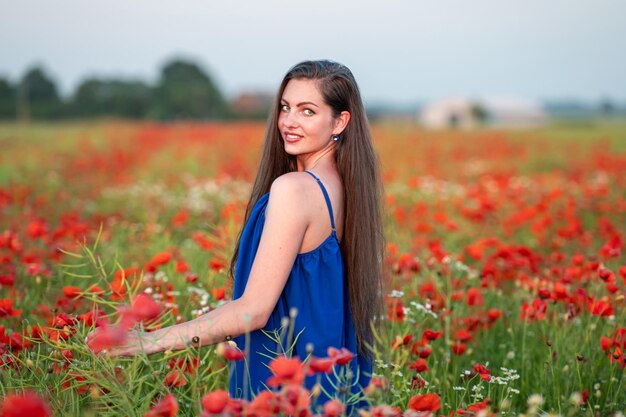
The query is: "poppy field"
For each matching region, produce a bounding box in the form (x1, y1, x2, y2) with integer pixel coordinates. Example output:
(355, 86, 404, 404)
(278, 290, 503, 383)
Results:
(0, 120, 625, 416)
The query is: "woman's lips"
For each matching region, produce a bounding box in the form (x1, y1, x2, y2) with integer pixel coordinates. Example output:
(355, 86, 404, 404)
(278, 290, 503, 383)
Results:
(284, 132, 303, 143)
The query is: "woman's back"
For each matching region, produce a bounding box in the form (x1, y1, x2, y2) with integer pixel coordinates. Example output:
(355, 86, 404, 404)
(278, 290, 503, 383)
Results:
(229, 170, 372, 409)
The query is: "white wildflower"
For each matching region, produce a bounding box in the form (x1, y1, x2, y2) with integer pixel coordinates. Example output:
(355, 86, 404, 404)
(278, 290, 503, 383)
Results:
(527, 393, 544, 407)
(569, 392, 583, 406)
(388, 290, 404, 298)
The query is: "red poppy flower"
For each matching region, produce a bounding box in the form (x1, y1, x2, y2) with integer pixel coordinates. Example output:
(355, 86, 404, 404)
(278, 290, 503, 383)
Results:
(164, 369, 187, 387)
(201, 390, 230, 414)
(613, 328, 626, 349)
(598, 267, 614, 282)
(422, 329, 442, 341)
(520, 298, 547, 321)
(487, 309, 502, 322)
(452, 341, 466, 355)
(0, 272, 14, 286)
(455, 329, 472, 342)
(395, 253, 419, 274)
(144, 394, 178, 417)
(537, 288, 551, 300)
(465, 242, 484, 260)
(171, 209, 189, 227)
(52, 312, 78, 328)
(387, 300, 405, 322)
(409, 358, 429, 372)
(279, 385, 310, 417)
(193, 232, 214, 251)
(267, 356, 305, 388)
(411, 375, 426, 390)
(185, 273, 199, 283)
(245, 391, 280, 417)
(589, 299, 614, 317)
(131, 293, 161, 322)
(451, 290, 464, 303)
(473, 363, 491, 381)
(209, 258, 227, 272)
(61, 371, 89, 395)
(0, 299, 21, 318)
(372, 405, 402, 417)
(88, 284, 105, 297)
(610, 347, 625, 368)
(226, 398, 247, 417)
(78, 309, 108, 327)
(150, 252, 172, 267)
(365, 376, 388, 395)
(307, 356, 334, 375)
(175, 260, 189, 273)
(605, 281, 619, 294)
(418, 345, 433, 359)
(407, 393, 441, 412)
(86, 323, 128, 354)
(467, 398, 490, 413)
(217, 342, 244, 361)
(211, 287, 226, 301)
(62, 286, 83, 299)
(323, 399, 345, 417)
(327, 347, 354, 365)
(466, 288, 483, 306)
(26, 219, 48, 239)
(0, 391, 51, 417)
(392, 334, 413, 349)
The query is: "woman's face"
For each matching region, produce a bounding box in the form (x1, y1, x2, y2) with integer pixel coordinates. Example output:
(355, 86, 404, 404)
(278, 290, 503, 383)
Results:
(278, 78, 343, 158)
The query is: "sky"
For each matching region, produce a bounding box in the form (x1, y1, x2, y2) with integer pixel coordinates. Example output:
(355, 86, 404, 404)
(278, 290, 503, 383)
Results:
(1, 0, 624, 106)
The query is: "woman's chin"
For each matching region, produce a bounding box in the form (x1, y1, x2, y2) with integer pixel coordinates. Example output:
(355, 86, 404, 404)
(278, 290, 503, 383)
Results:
(283, 143, 301, 155)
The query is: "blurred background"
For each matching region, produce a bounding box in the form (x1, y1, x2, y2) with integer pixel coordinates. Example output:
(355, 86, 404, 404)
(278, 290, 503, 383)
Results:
(1, 0, 625, 127)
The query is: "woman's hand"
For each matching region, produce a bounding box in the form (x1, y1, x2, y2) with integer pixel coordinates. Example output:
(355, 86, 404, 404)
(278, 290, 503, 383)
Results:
(104, 329, 155, 357)
(85, 327, 161, 357)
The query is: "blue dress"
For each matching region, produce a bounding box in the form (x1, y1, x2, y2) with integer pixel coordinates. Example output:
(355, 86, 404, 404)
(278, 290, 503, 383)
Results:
(229, 170, 372, 412)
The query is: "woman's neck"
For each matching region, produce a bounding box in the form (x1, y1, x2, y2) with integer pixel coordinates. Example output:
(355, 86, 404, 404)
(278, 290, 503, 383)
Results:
(296, 147, 336, 172)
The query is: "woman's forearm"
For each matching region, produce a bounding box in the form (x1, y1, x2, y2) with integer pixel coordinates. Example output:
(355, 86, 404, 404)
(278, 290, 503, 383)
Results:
(144, 298, 265, 354)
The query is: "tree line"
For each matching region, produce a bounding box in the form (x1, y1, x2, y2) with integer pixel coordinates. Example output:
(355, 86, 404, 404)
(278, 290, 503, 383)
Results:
(0, 59, 267, 121)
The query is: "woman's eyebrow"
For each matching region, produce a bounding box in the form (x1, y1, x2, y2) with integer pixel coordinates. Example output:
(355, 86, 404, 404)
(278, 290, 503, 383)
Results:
(280, 99, 319, 108)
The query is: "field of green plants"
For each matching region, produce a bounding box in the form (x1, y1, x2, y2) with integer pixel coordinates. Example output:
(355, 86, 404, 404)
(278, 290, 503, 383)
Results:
(0, 120, 625, 417)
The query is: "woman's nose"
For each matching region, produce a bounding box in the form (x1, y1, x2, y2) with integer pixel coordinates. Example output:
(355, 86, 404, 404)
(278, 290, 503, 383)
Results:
(282, 110, 298, 127)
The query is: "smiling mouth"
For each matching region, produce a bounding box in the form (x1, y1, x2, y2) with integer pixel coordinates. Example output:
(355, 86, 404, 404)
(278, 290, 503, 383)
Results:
(284, 133, 303, 142)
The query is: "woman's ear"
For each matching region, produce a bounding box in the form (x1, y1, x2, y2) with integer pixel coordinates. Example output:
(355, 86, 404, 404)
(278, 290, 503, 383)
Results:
(332, 111, 351, 135)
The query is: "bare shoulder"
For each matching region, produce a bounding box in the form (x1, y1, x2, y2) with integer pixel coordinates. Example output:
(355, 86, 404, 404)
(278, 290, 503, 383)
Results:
(270, 171, 310, 191)
(269, 171, 319, 199)
(266, 172, 315, 221)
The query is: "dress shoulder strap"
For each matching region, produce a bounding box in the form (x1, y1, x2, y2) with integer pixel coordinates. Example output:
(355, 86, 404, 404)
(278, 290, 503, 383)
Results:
(303, 170, 336, 231)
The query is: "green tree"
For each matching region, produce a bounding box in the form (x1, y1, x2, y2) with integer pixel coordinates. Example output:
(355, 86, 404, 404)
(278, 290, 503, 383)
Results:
(71, 78, 152, 118)
(0, 77, 16, 119)
(599, 97, 615, 116)
(150, 59, 227, 120)
(18, 66, 63, 120)
(470, 102, 490, 125)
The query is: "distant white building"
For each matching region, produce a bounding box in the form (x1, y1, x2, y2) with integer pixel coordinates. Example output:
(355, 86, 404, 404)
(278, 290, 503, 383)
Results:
(418, 96, 547, 129)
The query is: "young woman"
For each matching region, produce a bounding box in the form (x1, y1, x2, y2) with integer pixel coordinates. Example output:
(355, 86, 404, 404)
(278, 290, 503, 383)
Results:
(88, 60, 384, 409)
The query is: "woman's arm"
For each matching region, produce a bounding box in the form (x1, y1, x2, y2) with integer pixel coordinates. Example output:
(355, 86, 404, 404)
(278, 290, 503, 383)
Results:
(93, 174, 310, 356)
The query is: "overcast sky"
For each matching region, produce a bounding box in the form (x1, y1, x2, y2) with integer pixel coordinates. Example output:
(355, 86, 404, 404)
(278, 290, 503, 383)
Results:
(1, 0, 624, 105)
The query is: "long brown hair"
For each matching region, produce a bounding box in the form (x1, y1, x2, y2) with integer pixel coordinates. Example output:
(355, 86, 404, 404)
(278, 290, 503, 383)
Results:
(228, 60, 384, 359)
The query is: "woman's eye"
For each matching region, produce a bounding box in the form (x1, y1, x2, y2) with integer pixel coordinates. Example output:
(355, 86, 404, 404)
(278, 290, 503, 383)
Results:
(303, 109, 315, 116)
(280, 105, 289, 112)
